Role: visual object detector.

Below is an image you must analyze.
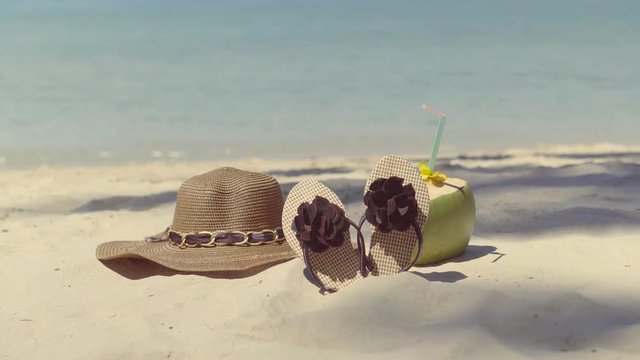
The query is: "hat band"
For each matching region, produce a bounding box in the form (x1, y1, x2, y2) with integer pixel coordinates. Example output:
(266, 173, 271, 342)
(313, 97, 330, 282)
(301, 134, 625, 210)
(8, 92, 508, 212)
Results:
(148, 226, 285, 249)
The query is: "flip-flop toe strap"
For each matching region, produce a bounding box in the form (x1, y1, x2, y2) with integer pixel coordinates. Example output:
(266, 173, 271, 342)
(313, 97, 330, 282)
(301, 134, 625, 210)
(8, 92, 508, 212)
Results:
(302, 245, 337, 294)
(401, 220, 423, 272)
(362, 213, 424, 272)
(347, 218, 370, 276)
(301, 218, 368, 294)
(358, 215, 373, 272)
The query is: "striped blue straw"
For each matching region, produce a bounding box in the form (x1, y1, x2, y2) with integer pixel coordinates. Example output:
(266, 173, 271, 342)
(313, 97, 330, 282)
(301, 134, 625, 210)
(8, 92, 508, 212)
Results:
(422, 104, 447, 171)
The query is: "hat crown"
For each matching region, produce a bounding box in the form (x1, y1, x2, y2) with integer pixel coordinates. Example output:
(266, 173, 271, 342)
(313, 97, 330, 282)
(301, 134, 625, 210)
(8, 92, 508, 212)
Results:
(172, 167, 284, 232)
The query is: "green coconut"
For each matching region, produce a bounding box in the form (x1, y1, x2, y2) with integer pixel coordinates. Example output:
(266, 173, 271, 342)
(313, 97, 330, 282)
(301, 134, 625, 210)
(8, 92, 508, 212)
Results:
(412, 178, 476, 265)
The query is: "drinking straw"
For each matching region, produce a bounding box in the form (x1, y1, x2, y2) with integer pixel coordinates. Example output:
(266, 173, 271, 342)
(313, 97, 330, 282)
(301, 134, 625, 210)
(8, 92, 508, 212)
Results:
(422, 104, 447, 171)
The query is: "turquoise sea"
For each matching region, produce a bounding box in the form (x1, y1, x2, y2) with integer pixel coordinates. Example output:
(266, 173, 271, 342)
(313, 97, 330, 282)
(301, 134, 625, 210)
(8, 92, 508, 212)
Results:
(1, 0, 639, 167)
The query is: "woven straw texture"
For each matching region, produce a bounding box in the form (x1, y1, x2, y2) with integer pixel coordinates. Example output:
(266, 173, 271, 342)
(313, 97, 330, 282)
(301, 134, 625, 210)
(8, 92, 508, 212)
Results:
(172, 167, 283, 232)
(96, 167, 295, 273)
(365, 155, 430, 275)
(282, 180, 364, 291)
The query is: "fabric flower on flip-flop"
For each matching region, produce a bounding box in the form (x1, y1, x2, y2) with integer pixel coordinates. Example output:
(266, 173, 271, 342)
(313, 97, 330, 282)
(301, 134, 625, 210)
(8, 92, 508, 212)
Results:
(363, 176, 418, 232)
(293, 196, 349, 252)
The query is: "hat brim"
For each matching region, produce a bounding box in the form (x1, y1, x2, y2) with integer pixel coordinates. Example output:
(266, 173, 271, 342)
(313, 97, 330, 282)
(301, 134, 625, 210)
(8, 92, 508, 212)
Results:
(96, 240, 296, 274)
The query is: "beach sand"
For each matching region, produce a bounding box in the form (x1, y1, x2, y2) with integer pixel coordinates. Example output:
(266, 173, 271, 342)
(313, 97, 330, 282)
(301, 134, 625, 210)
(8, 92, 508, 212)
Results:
(1, 148, 639, 359)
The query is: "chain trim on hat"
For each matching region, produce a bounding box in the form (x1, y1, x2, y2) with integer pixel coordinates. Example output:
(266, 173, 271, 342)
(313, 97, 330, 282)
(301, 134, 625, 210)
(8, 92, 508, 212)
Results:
(146, 226, 285, 249)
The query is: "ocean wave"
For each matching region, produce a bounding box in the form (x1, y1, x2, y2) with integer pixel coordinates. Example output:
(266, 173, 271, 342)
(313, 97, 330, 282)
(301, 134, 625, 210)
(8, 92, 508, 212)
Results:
(448, 143, 640, 170)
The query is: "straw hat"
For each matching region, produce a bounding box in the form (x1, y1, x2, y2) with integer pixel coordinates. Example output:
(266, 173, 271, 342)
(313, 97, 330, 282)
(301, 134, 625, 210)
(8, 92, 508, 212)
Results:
(96, 167, 295, 274)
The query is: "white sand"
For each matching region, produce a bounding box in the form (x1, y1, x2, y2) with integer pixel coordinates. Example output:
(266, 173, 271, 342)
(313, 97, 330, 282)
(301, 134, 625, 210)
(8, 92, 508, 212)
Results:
(1, 155, 639, 359)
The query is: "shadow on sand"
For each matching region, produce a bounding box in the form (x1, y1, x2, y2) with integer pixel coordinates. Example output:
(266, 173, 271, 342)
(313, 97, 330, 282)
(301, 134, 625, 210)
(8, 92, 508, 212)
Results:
(72, 191, 177, 212)
(98, 258, 291, 280)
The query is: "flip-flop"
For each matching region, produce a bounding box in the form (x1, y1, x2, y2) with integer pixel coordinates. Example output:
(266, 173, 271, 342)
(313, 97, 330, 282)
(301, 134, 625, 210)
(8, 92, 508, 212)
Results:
(282, 180, 368, 293)
(362, 155, 430, 276)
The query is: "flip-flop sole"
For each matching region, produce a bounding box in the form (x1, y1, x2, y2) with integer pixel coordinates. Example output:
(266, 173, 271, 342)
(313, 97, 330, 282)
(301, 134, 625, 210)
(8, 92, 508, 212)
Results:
(282, 180, 364, 291)
(365, 155, 430, 275)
